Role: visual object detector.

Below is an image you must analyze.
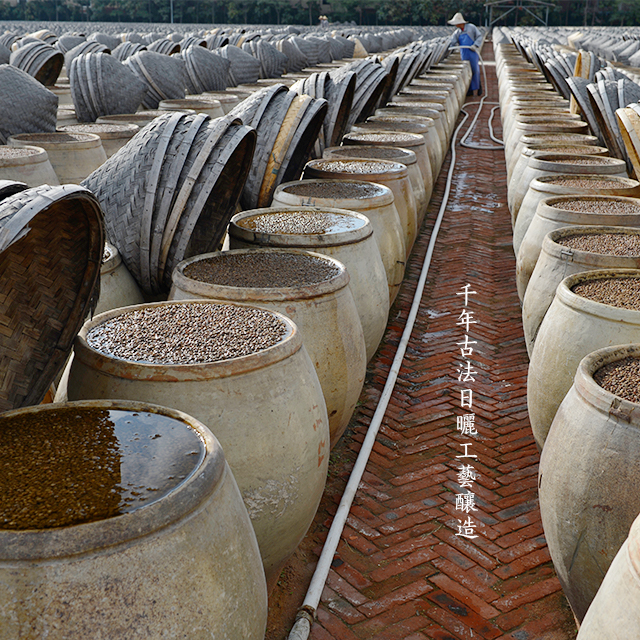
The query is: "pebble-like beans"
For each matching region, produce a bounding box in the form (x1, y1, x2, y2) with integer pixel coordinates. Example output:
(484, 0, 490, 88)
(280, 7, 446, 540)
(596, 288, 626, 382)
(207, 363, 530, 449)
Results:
(313, 160, 404, 174)
(87, 303, 287, 364)
(557, 233, 640, 256)
(61, 123, 135, 133)
(240, 211, 359, 235)
(185, 253, 340, 288)
(546, 178, 628, 189)
(373, 115, 426, 123)
(0, 147, 39, 158)
(331, 147, 412, 160)
(348, 132, 417, 143)
(284, 181, 385, 199)
(0, 407, 203, 530)
(554, 199, 640, 214)
(525, 135, 595, 143)
(594, 356, 640, 404)
(532, 146, 602, 155)
(545, 157, 616, 165)
(13, 132, 95, 143)
(571, 277, 640, 310)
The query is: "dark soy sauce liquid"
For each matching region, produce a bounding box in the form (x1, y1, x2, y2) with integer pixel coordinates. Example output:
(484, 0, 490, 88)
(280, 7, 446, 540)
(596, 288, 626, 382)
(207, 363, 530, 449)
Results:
(0, 407, 205, 530)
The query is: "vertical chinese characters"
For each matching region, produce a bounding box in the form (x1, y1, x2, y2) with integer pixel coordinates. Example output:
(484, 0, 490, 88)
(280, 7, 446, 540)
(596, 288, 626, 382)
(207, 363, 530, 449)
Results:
(455, 284, 479, 539)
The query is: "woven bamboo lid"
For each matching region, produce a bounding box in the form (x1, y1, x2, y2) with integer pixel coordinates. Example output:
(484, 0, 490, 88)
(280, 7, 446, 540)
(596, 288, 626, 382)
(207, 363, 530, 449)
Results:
(0, 184, 104, 411)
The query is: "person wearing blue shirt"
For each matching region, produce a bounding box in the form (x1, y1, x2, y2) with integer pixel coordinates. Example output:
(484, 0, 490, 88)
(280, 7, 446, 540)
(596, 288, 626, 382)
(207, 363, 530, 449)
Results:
(448, 12, 483, 96)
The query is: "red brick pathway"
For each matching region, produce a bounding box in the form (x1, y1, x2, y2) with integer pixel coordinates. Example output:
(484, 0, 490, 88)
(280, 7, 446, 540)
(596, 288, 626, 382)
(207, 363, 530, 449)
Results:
(267, 43, 578, 640)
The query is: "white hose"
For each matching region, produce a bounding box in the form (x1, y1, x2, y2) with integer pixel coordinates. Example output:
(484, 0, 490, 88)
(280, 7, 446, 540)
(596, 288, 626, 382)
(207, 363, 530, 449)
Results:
(451, 45, 504, 150)
(285, 83, 476, 640)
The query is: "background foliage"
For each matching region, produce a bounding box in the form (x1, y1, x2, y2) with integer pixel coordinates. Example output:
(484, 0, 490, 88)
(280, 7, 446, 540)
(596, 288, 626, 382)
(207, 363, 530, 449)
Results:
(0, 0, 637, 28)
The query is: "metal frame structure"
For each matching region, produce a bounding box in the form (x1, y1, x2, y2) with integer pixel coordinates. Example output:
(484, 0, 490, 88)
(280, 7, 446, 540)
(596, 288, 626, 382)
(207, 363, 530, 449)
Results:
(484, 0, 556, 27)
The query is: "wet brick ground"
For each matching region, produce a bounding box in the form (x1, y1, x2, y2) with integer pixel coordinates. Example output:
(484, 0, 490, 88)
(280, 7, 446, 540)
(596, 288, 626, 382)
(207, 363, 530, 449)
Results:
(266, 42, 578, 640)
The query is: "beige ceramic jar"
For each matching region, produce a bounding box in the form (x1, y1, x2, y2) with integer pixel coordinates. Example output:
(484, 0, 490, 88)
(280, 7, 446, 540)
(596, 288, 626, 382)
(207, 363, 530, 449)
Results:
(168, 250, 365, 449)
(516, 195, 640, 303)
(578, 508, 640, 638)
(409, 78, 461, 111)
(159, 98, 225, 118)
(95, 242, 145, 315)
(505, 120, 590, 171)
(59, 123, 140, 158)
(507, 143, 609, 201)
(0, 399, 268, 640)
(507, 130, 598, 180)
(415, 73, 465, 106)
(303, 158, 418, 256)
(510, 154, 628, 223)
(514, 175, 640, 253)
(523, 226, 640, 356)
(8, 132, 107, 184)
(363, 113, 443, 177)
(528, 269, 640, 451)
(502, 100, 571, 143)
(322, 145, 428, 226)
(0, 145, 59, 186)
(271, 179, 405, 303)
(67, 300, 330, 591)
(228, 207, 389, 362)
(391, 94, 453, 137)
(394, 89, 456, 130)
(376, 102, 449, 146)
(200, 91, 243, 113)
(502, 110, 579, 149)
(341, 130, 433, 217)
(540, 344, 640, 623)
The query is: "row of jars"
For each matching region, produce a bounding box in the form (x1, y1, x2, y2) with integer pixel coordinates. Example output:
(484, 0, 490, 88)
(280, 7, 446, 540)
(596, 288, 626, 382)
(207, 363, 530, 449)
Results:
(496, 40, 640, 639)
(0, 55, 474, 639)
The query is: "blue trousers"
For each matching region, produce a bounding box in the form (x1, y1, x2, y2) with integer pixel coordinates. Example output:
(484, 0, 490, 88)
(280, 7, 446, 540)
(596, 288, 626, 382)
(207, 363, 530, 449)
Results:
(459, 32, 481, 91)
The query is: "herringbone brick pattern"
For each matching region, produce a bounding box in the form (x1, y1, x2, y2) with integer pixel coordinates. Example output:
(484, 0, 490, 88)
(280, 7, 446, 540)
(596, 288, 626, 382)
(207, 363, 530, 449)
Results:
(267, 43, 577, 640)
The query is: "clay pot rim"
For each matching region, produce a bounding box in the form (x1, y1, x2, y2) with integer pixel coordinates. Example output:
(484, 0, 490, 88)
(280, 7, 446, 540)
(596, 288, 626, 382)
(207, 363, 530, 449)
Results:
(0, 144, 49, 167)
(543, 225, 640, 265)
(229, 206, 373, 247)
(367, 115, 434, 129)
(557, 268, 640, 323)
(575, 343, 640, 426)
(383, 101, 445, 112)
(529, 154, 627, 174)
(343, 130, 425, 149)
(530, 175, 640, 195)
(324, 144, 418, 166)
(173, 248, 349, 301)
(539, 195, 640, 222)
(0, 399, 224, 560)
(75, 298, 302, 380)
(274, 178, 395, 208)
(8, 132, 102, 149)
(520, 133, 599, 145)
(304, 157, 408, 181)
(59, 123, 140, 139)
(514, 121, 589, 133)
(522, 144, 608, 158)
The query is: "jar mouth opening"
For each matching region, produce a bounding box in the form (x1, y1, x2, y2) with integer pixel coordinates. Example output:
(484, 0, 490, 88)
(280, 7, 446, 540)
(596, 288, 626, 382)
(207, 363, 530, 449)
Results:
(533, 175, 638, 190)
(86, 299, 294, 366)
(542, 195, 640, 214)
(0, 399, 222, 559)
(559, 269, 640, 316)
(0, 404, 206, 531)
(175, 247, 350, 301)
(230, 207, 370, 242)
(576, 344, 640, 423)
(547, 226, 640, 258)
